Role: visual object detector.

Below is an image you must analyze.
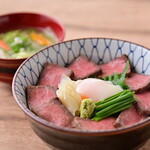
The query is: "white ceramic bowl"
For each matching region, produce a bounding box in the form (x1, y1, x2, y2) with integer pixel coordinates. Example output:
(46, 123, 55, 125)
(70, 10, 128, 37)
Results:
(12, 38, 150, 150)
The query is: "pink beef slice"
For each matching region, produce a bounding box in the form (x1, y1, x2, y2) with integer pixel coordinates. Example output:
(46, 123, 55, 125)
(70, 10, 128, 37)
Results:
(99, 54, 131, 78)
(114, 105, 147, 128)
(125, 73, 150, 93)
(134, 90, 150, 114)
(68, 56, 101, 80)
(72, 117, 116, 131)
(35, 99, 73, 128)
(38, 63, 73, 88)
(27, 86, 57, 112)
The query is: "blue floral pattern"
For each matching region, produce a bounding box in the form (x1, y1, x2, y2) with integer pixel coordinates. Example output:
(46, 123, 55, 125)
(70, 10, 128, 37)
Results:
(13, 38, 150, 106)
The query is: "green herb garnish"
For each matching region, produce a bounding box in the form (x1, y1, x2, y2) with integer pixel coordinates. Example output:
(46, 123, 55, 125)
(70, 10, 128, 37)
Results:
(103, 61, 129, 89)
(92, 90, 135, 121)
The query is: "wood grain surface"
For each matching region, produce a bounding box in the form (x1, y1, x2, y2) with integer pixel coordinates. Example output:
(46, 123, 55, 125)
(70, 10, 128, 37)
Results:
(0, 0, 150, 149)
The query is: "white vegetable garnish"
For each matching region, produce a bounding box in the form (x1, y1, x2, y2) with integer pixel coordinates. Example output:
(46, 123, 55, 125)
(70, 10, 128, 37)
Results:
(76, 78, 123, 102)
(56, 75, 82, 116)
(10, 37, 23, 46)
(14, 37, 23, 44)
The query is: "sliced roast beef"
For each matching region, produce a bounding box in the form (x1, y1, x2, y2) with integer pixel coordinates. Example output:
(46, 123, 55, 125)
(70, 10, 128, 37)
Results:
(134, 90, 150, 114)
(38, 63, 73, 88)
(125, 73, 150, 93)
(35, 99, 73, 128)
(99, 54, 131, 78)
(114, 105, 147, 128)
(72, 117, 116, 131)
(27, 86, 57, 112)
(68, 56, 101, 80)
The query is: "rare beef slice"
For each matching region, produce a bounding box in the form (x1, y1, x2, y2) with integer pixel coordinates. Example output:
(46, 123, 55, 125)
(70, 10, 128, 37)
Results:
(38, 63, 73, 88)
(68, 55, 101, 80)
(27, 86, 57, 112)
(99, 54, 131, 78)
(125, 73, 150, 93)
(35, 99, 73, 128)
(72, 117, 116, 131)
(134, 90, 150, 115)
(114, 105, 147, 128)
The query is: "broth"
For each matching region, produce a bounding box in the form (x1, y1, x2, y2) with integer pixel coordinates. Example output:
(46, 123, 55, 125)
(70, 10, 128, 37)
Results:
(0, 28, 57, 59)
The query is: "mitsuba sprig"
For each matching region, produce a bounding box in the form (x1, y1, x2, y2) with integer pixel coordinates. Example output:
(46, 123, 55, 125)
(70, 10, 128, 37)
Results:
(103, 61, 129, 89)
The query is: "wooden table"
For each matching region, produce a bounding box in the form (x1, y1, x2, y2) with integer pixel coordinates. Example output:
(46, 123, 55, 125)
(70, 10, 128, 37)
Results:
(0, 0, 150, 149)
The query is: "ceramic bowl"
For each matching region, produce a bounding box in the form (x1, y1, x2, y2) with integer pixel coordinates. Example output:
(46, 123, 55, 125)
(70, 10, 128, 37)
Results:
(0, 12, 65, 83)
(12, 38, 150, 150)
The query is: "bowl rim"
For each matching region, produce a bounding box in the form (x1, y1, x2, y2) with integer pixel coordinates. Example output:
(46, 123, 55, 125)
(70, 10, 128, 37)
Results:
(12, 37, 150, 136)
(0, 11, 65, 61)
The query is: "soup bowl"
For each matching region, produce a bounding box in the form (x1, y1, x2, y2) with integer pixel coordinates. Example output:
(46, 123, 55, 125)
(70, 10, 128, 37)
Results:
(0, 12, 65, 83)
(12, 38, 150, 150)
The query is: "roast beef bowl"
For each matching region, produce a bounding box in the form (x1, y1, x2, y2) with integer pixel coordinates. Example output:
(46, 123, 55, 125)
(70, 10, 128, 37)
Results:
(0, 12, 65, 83)
(12, 38, 150, 150)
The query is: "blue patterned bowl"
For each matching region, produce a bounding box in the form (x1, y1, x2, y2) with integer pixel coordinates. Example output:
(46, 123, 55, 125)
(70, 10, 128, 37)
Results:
(12, 38, 150, 150)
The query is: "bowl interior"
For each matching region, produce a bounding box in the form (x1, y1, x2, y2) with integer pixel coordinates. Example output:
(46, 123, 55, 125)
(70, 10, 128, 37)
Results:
(12, 38, 150, 132)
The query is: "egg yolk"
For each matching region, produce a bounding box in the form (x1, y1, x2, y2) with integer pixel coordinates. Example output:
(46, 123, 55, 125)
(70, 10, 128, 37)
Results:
(76, 78, 123, 102)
